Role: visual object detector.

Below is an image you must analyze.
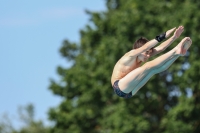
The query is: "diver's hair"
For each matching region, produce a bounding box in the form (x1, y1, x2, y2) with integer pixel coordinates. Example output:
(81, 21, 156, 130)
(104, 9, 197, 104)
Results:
(133, 37, 149, 49)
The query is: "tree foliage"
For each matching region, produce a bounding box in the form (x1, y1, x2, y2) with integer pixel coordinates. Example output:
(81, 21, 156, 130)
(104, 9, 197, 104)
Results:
(48, 0, 200, 132)
(0, 104, 50, 133)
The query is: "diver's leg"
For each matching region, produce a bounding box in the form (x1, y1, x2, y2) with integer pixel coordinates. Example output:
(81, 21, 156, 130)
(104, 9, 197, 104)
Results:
(119, 37, 192, 94)
(131, 56, 178, 95)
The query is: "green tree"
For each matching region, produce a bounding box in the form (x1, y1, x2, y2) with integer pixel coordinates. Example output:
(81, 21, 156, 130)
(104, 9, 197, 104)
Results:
(0, 104, 50, 133)
(0, 114, 14, 133)
(12, 104, 50, 133)
(48, 0, 200, 132)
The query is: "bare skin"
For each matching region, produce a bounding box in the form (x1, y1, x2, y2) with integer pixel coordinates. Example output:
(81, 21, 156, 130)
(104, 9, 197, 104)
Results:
(111, 26, 192, 96)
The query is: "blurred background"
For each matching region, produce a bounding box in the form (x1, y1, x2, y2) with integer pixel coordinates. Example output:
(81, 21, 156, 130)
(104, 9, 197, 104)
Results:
(0, 0, 105, 131)
(1, 0, 200, 133)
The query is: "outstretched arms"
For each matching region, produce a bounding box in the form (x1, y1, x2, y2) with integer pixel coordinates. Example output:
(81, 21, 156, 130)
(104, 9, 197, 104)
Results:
(151, 26, 184, 56)
(128, 39, 158, 57)
(127, 27, 175, 57)
(127, 26, 184, 58)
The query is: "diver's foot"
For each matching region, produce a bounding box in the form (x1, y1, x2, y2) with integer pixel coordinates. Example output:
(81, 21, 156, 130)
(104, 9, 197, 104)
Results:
(176, 37, 192, 56)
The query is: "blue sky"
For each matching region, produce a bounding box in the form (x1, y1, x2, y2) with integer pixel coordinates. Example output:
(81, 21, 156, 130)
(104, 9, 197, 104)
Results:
(0, 0, 106, 128)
